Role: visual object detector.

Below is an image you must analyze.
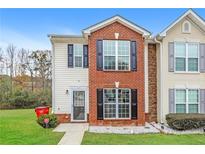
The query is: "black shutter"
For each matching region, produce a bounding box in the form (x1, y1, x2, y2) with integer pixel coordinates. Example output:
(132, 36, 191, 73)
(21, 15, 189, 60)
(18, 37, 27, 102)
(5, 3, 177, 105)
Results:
(131, 89, 138, 119)
(130, 41, 137, 71)
(97, 89, 103, 120)
(96, 40, 103, 71)
(83, 45, 89, 68)
(67, 44, 73, 68)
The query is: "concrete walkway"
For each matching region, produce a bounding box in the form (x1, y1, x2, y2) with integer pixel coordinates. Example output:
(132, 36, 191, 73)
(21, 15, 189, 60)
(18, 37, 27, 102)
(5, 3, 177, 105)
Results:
(53, 123, 89, 145)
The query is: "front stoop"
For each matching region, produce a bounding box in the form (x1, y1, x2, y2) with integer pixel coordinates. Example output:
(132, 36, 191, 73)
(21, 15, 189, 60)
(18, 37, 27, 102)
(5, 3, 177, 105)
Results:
(53, 123, 89, 145)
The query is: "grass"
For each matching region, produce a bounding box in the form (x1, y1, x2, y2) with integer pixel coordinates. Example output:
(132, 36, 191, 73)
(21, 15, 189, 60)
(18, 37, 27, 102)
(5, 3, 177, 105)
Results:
(82, 132, 205, 145)
(0, 109, 64, 145)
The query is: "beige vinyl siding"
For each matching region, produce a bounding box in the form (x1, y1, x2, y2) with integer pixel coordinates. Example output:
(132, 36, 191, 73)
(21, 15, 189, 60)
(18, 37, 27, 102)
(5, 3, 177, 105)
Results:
(52, 39, 89, 114)
(159, 18, 205, 123)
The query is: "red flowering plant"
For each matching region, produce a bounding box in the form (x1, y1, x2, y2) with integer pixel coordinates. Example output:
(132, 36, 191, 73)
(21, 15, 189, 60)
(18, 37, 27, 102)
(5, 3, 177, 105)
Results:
(37, 114, 58, 128)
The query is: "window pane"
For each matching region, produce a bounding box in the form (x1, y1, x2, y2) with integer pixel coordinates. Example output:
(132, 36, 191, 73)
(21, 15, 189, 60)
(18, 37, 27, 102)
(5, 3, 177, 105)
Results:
(104, 56, 115, 70)
(103, 40, 115, 56)
(118, 41, 130, 56)
(188, 44, 198, 58)
(175, 43, 186, 57)
(176, 90, 186, 103)
(104, 89, 116, 103)
(176, 104, 186, 113)
(118, 56, 129, 70)
(118, 89, 130, 103)
(104, 89, 116, 118)
(74, 44, 83, 56)
(118, 104, 129, 118)
(188, 90, 198, 103)
(188, 104, 198, 113)
(104, 104, 116, 118)
(75, 57, 82, 67)
(176, 58, 186, 71)
(188, 58, 198, 71)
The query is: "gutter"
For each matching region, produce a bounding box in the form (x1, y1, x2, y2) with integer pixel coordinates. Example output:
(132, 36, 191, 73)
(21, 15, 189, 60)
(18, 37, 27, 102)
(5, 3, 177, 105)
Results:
(154, 37, 163, 124)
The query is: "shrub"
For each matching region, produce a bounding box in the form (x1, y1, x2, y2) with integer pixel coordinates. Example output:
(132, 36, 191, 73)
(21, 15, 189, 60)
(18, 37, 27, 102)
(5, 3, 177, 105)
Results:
(37, 114, 58, 128)
(166, 113, 205, 130)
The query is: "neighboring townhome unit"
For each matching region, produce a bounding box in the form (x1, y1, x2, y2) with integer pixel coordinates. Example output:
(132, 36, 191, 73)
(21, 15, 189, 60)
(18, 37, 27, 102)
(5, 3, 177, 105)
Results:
(156, 9, 205, 123)
(49, 15, 159, 126)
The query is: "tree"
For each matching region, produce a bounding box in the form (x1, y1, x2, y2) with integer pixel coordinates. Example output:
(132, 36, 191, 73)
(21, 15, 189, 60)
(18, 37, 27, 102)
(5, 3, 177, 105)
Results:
(32, 50, 51, 91)
(17, 48, 27, 75)
(6, 44, 16, 94)
(24, 50, 35, 91)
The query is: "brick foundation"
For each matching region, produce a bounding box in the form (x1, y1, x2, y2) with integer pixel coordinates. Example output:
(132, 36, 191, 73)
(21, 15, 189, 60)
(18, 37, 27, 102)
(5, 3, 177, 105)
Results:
(56, 114, 71, 123)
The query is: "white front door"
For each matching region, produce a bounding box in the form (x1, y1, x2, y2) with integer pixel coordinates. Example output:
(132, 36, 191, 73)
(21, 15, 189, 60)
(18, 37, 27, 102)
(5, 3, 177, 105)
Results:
(72, 90, 87, 122)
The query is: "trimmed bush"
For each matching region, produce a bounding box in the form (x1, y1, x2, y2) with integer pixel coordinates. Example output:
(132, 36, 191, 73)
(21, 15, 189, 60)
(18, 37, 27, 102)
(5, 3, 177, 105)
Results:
(166, 113, 205, 130)
(37, 114, 58, 128)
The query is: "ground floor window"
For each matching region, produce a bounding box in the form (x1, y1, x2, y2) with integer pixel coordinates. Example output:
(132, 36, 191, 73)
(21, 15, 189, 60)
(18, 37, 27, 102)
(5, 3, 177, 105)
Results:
(175, 89, 199, 113)
(103, 88, 130, 119)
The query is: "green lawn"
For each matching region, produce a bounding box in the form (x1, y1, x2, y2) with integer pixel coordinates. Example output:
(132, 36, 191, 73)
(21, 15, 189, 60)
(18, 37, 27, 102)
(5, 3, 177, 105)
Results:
(82, 132, 205, 145)
(0, 109, 64, 145)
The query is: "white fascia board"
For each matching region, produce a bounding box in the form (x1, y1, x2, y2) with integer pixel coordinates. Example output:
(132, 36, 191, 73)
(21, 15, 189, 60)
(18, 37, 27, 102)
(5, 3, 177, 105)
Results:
(159, 9, 205, 37)
(83, 16, 151, 36)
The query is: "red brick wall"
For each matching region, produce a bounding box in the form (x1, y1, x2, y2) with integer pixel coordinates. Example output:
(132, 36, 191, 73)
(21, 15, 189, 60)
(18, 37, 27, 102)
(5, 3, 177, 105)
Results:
(88, 22, 145, 126)
(147, 44, 157, 122)
(56, 114, 71, 123)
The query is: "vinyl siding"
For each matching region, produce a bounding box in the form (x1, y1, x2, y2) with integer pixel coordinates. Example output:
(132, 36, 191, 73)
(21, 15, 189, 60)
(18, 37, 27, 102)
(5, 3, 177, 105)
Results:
(159, 18, 205, 123)
(52, 41, 89, 114)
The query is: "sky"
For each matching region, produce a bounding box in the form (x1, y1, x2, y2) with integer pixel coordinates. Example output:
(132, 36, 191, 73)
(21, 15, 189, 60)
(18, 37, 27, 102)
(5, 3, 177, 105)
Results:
(0, 8, 205, 50)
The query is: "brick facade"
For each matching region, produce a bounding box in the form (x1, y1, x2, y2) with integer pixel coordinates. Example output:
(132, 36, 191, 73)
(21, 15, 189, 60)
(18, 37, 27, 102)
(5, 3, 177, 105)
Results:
(147, 44, 157, 122)
(88, 22, 145, 126)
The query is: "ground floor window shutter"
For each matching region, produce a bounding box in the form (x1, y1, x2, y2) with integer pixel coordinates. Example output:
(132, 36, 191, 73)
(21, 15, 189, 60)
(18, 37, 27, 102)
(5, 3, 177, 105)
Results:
(97, 89, 103, 120)
(131, 89, 137, 119)
(200, 89, 205, 113)
(169, 89, 175, 113)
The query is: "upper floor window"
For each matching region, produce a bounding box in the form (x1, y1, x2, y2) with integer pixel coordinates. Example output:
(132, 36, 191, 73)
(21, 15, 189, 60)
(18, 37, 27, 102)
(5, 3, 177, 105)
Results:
(182, 21, 191, 33)
(103, 40, 130, 71)
(175, 89, 199, 113)
(175, 42, 199, 72)
(74, 44, 83, 68)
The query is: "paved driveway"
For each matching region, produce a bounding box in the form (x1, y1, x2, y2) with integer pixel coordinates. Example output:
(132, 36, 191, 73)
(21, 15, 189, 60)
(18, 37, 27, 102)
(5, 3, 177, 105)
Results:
(53, 123, 88, 145)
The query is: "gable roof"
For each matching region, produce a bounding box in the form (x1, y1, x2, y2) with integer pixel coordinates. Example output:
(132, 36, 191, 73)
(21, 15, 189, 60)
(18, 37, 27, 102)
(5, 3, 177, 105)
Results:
(158, 9, 205, 37)
(82, 15, 151, 37)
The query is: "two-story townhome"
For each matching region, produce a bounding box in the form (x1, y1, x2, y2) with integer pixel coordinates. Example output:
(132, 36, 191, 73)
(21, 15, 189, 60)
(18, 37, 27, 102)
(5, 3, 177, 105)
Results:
(49, 9, 205, 126)
(156, 9, 205, 123)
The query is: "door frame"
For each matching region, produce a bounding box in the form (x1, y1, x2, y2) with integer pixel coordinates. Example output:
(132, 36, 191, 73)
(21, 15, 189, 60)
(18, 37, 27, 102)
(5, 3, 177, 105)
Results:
(70, 86, 88, 122)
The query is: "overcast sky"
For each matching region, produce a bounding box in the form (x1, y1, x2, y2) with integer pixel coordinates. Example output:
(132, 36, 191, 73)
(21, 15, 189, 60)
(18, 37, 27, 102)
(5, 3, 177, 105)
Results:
(0, 8, 204, 51)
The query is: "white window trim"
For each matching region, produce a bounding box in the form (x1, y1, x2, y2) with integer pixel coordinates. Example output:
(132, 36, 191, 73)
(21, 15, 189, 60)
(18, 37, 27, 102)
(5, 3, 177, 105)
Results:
(73, 44, 83, 68)
(103, 40, 130, 71)
(103, 88, 131, 120)
(182, 21, 191, 34)
(175, 88, 200, 113)
(174, 42, 199, 73)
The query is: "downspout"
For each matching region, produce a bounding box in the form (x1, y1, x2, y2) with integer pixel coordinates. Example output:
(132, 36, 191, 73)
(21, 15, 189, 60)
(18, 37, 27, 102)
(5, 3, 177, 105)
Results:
(154, 37, 163, 124)
(49, 37, 55, 114)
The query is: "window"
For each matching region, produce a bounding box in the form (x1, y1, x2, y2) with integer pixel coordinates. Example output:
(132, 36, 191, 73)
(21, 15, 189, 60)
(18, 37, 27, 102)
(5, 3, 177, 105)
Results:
(103, 88, 130, 119)
(74, 44, 83, 67)
(103, 40, 130, 71)
(175, 89, 199, 113)
(182, 21, 191, 33)
(175, 42, 199, 72)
